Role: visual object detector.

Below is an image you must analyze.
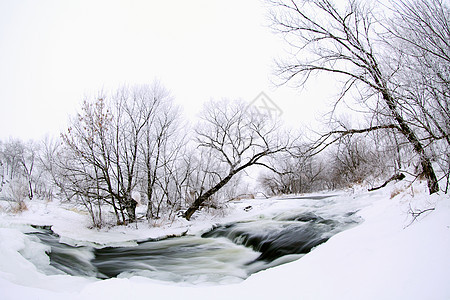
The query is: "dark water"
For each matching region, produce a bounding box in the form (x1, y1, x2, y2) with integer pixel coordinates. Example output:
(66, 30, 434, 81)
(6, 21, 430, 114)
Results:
(25, 201, 360, 284)
(201, 211, 342, 262)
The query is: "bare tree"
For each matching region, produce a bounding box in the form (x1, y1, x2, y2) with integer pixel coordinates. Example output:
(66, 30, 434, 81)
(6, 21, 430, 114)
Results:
(109, 86, 159, 222)
(59, 97, 112, 226)
(0, 139, 41, 200)
(19, 140, 40, 200)
(136, 85, 184, 220)
(59, 84, 179, 226)
(1, 139, 24, 181)
(39, 136, 67, 201)
(268, 0, 440, 194)
(258, 151, 326, 195)
(258, 131, 392, 195)
(183, 99, 291, 220)
(183, 146, 226, 211)
(0, 139, 49, 213)
(386, 0, 450, 192)
(328, 134, 389, 186)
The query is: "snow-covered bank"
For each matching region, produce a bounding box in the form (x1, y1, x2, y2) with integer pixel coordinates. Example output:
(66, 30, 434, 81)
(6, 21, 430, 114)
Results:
(1, 181, 449, 299)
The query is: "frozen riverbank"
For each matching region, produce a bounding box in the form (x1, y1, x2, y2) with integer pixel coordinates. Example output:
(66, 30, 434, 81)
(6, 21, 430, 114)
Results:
(1, 180, 449, 299)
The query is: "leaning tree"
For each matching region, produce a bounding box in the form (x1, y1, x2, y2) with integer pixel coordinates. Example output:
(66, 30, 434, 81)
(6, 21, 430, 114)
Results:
(183, 99, 291, 220)
(268, 0, 443, 194)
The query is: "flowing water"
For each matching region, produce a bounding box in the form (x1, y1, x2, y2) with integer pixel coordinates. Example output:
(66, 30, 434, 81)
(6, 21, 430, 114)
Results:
(24, 196, 361, 284)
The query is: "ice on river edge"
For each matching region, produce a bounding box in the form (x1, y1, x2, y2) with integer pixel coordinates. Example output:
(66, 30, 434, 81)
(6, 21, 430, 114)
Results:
(1, 179, 450, 300)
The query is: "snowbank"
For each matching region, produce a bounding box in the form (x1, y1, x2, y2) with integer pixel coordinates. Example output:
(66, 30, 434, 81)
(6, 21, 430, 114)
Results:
(1, 181, 449, 299)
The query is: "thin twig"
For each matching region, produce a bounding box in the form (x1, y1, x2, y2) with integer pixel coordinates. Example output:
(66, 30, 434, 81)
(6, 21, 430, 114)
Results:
(405, 204, 435, 228)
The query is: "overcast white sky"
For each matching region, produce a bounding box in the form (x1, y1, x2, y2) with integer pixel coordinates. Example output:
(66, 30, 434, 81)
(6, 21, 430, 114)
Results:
(0, 0, 335, 140)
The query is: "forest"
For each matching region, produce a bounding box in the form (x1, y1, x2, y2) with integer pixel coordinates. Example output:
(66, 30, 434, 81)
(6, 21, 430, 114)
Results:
(0, 0, 448, 229)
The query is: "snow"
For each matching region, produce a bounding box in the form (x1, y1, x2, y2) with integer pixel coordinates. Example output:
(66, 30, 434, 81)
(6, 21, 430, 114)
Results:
(0, 180, 449, 300)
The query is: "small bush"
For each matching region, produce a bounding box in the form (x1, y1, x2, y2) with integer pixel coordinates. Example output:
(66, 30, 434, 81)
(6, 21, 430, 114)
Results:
(390, 187, 403, 199)
(10, 201, 28, 213)
(3, 179, 29, 214)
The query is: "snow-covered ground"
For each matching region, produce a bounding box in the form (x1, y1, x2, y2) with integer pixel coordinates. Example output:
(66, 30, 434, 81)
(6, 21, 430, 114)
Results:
(1, 179, 449, 299)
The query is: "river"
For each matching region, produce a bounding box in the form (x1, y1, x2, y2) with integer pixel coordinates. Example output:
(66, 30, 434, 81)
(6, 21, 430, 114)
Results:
(24, 195, 361, 285)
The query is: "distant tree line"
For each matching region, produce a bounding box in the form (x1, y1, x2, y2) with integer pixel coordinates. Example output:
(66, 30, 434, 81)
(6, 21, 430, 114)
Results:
(1, 0, 448, 227)
(258, 129, 407, 195)
(0, 138, 49, 212)
(0, 84, 291, 227)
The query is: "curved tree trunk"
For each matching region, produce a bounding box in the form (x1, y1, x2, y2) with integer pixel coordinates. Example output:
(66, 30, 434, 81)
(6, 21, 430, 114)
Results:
(184, 171, 235, 221)
(380, 89, 439, 194)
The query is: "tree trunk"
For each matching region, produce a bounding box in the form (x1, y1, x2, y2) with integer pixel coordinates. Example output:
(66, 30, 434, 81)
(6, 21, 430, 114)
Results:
(124, 197, 137, 223)
(184, 171, 235, 221)
(381, 89, 439, 194)
(146, 187, 154, 219)
(368, 173, 405, 191)
(27, 177, 33, 200)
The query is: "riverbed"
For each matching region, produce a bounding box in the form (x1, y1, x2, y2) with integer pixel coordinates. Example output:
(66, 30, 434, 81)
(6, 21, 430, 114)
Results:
(23, 194, 361, 285)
